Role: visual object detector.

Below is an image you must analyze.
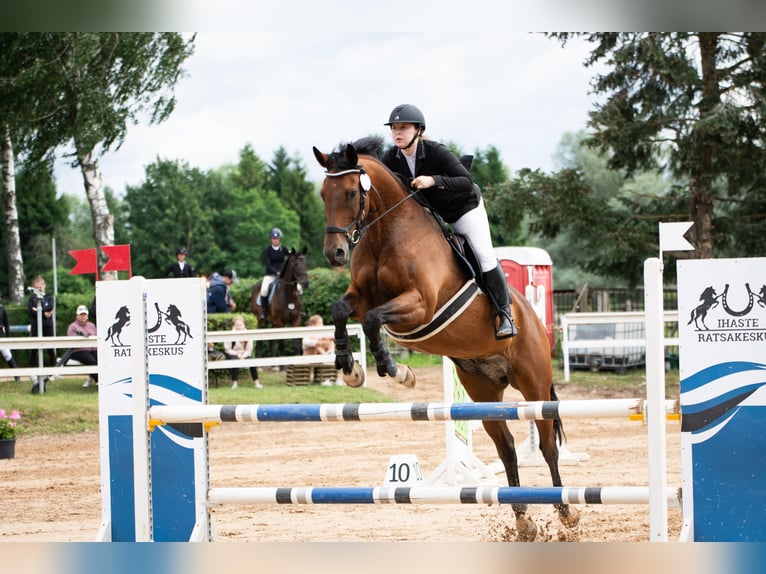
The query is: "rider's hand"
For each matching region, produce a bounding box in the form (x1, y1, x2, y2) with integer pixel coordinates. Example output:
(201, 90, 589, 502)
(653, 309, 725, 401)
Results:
(410, 175, 435, 190)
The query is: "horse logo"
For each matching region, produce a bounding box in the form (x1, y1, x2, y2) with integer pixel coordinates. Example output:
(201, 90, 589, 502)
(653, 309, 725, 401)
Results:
(687, 286, 720, 330)
(105, 306, 131, 346)
(756, 285, 766, 309)
(163, 304, 192, 345)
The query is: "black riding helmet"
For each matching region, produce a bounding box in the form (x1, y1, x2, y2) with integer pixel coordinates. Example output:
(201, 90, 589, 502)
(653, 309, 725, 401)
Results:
(384, 104, 426, 131)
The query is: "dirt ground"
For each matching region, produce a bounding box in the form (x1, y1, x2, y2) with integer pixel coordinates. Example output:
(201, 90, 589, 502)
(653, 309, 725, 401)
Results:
(0, 366, 682, 542)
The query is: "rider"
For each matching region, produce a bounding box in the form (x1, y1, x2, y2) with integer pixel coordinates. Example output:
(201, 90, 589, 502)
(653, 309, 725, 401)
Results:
(380, 104, 517, 339)
(257, 227, 290, 322)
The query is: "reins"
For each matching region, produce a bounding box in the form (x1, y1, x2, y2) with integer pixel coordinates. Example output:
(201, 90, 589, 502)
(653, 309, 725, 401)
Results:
(324, 166, 421, 244)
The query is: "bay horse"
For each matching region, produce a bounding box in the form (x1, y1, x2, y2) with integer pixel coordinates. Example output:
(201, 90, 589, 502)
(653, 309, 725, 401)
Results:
(312, 140, 578, 541)
(251, 247, 309, 355)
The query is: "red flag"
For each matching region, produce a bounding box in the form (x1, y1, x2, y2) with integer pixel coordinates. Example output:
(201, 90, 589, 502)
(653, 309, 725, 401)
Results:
(69, 249, 98, 275)
(101, 244, 132, 277)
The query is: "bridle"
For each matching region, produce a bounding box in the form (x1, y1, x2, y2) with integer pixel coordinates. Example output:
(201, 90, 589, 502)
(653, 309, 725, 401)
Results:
(323, 166, 420, 245)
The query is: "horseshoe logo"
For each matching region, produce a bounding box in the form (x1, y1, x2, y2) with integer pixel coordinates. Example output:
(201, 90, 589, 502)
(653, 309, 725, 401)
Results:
(721, 283, 754, 317)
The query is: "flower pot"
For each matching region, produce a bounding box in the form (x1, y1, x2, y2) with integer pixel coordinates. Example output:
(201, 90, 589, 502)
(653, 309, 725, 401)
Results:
(0, 438, 16, 459)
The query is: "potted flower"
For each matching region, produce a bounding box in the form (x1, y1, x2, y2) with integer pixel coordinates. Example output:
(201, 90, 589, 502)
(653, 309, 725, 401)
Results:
(0, 408, 21, 459)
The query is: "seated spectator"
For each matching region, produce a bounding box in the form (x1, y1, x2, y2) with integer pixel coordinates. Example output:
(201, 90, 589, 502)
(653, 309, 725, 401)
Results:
(224, 315, 261, 389)
(303, 314, 338, 386)
(302, 314, 335, 355)
(64, 305, 99, 388)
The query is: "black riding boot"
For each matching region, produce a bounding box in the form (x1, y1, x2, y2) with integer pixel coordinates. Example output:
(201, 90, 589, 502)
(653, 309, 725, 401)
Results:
(481, 264, 518, 339)
(257, 296, 267, 322)
(6, 357, 20, 383)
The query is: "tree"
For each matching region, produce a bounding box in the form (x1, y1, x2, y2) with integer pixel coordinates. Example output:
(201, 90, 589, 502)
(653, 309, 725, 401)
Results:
(0, 131, 24, 301)
(548, 32, 766, 259)
(14, 158, 69, 278)
(26, 33, 195, 272)
(124, 158, 218, 277)
(266, 146, 325, 267)
(491, 131, 675, 287)
(0, 34, 59, 302)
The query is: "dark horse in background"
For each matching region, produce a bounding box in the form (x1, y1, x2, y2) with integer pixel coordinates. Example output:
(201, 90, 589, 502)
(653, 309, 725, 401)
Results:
(250, 247, 309, 356)
(312, 138, 579, 541)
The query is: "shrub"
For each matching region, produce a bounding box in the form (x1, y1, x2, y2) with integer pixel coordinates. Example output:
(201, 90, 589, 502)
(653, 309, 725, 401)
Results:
(302, 267, 350, 325)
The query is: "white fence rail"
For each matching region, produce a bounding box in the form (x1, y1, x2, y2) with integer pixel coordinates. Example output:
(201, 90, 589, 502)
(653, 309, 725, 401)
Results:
(0, 324, 366, 381)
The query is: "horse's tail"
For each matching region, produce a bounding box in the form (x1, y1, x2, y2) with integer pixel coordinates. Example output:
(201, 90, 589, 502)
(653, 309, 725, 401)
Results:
(550, 384, 566, 445)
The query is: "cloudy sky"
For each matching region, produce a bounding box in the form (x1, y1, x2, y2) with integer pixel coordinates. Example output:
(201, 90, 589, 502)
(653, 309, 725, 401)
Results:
(53, 32, 602, 197)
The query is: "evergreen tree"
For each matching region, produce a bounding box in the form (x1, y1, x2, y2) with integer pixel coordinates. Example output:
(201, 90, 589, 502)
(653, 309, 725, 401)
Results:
(266, 146, 325, 267)
(548, 32, 766, 259)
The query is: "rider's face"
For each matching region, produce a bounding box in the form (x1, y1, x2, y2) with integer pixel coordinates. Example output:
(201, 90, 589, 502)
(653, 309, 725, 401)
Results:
(390, 123, 419, 150)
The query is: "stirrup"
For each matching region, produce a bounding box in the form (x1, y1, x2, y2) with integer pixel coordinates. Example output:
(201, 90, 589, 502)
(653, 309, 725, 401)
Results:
(495, 315, 518, 339)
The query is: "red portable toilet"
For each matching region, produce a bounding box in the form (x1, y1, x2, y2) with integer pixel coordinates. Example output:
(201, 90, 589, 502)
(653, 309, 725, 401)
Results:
(494, 246, 555, 356)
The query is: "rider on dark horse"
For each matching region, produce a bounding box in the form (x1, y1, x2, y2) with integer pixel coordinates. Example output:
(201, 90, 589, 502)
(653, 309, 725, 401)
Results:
(257, 227, 290, 323)
(381, 104, 517, 339)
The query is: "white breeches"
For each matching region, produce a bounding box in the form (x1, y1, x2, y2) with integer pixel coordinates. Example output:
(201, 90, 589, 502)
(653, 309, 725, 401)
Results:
(260, 275, 277, 298)
(452, 196, 498, 273)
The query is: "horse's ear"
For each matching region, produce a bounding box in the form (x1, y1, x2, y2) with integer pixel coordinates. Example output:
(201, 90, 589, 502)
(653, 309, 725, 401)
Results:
(301, 246, 308, 255)
(344, 144, 358, 166)
(313, 146, 327, 168)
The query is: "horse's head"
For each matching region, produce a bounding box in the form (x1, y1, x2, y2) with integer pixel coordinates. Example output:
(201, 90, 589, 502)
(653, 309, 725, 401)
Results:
(313, 143, 368, 266)
(287, 247, 310, 290)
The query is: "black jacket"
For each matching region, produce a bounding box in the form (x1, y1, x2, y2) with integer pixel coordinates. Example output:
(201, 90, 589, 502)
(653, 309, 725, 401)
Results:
(164, 260, 194, 278)
(381, 139, 479, 223)
(27, 291, 54, 329)
(262, 244, 289, 276)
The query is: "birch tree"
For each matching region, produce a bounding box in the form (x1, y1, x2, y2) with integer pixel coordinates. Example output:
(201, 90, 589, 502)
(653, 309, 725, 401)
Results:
(43, 33, 195, 270)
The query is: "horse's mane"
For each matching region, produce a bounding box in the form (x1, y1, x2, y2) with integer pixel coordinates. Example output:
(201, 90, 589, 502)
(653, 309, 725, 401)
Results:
(350, 135, 385, 158)
(326, 135, 386, 171)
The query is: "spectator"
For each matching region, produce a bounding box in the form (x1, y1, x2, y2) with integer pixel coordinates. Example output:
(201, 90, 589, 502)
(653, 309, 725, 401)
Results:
(302, 314, 337, 386)
(164, 247, 195, 278)
(256, 227, 289, 322)
(27, 275, 56, 367)
(302, 314, 334, 355)
(207, 269, 237, 313)
(62, 305, 99, 388)
(0, 302, 20, 382)
(224, 315, 261, 389)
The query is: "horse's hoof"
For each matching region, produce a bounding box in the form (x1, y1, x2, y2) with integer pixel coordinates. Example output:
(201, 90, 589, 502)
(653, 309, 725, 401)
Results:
(342, 363, 366, 388)
(396, 365, 416, 388)
(558, 505, 580, 529)
(515, 515, 537, 542)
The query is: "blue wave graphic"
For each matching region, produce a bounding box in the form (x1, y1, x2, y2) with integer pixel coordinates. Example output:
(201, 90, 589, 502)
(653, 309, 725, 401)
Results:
(682, 361, 766, 392)
(681, 361, 766, 436)
(149, 373, 202, 403)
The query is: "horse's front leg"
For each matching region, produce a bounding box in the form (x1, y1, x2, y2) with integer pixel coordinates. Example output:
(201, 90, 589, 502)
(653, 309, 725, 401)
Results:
(361, 294, 424, 388)
(331, 297, 365, 387)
